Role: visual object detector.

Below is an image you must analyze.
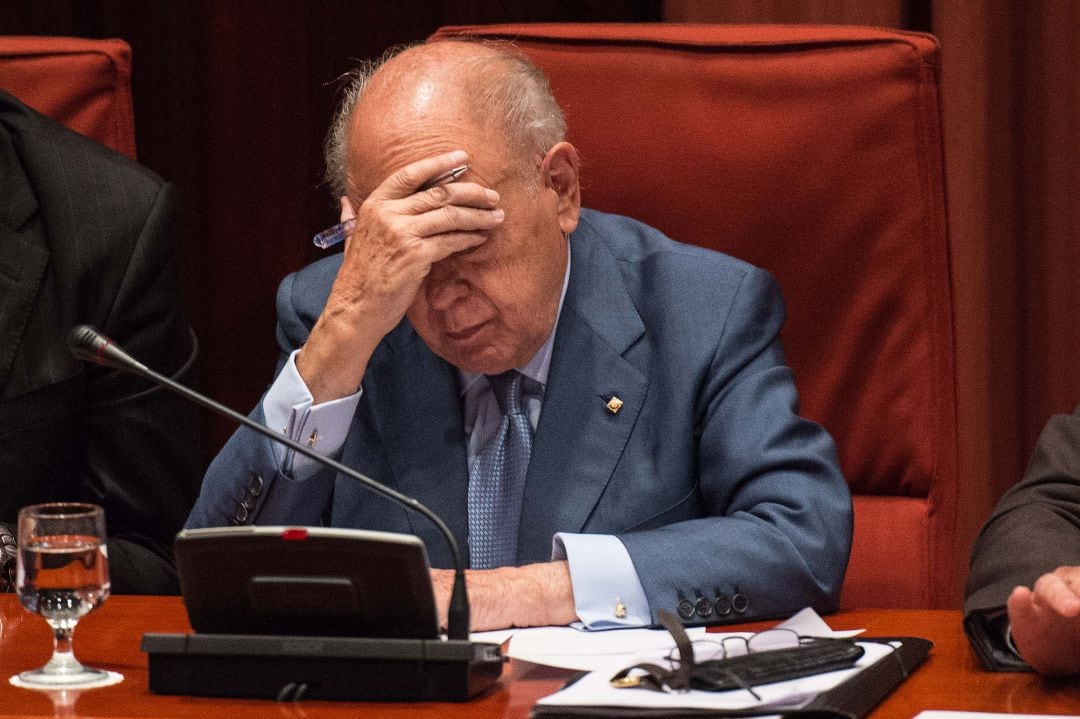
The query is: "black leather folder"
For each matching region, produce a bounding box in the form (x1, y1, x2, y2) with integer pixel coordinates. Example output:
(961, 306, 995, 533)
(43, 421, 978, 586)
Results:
(529, 636, 932, 719)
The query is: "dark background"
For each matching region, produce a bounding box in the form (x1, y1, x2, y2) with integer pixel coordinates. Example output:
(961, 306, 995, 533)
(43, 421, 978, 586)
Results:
(2, 1, 1077, 578)
(1, 1, 673, 453)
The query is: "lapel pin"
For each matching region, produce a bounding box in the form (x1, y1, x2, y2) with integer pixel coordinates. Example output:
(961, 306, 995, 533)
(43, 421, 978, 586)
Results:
(614, 597, 628, 619)
(606, 396, 623, 414)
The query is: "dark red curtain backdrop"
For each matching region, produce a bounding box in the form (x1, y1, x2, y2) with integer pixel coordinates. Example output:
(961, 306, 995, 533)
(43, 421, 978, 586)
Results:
(0, 0, 661, 451)
(934, 0, 1080, 596)
(2, 0, 1077, 603)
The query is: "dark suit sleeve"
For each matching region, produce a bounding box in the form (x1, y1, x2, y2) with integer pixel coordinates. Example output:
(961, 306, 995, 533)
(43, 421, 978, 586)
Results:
(187, 268, 338, 530)
(964, 403, 1080, 669)
(80, 182, 203, 594)
(0, 96, 202, 595)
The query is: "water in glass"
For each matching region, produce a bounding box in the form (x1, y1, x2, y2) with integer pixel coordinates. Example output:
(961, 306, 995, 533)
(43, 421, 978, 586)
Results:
(18, 535, 110, 626)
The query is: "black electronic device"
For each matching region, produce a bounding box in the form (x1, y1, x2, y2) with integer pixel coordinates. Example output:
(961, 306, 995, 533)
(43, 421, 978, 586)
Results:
(140, 632, 503, 702)
(69, 325, 501, 702)
(173, 526, 439, 639)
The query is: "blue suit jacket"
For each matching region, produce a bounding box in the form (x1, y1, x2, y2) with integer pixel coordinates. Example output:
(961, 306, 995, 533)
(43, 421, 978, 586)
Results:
(189, 208, 852, 623)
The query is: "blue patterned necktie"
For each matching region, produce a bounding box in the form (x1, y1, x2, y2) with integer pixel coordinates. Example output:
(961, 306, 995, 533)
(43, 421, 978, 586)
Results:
(468, 370, 533, 569)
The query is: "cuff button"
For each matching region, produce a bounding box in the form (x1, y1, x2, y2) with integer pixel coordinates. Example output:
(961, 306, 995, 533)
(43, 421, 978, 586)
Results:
(695, 596, 714, 618)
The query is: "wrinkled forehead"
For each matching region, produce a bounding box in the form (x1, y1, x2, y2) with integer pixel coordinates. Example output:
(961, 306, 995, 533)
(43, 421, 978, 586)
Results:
(345, 49, 507, 198)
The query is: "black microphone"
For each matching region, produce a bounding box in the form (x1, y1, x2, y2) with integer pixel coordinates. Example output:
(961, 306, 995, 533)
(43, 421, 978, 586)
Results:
(68, 323, 149, 373)
(67, 324, 472, 641)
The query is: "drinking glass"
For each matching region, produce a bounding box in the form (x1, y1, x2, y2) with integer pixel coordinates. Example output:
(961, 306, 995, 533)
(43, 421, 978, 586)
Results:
(15, 503, 110, 686)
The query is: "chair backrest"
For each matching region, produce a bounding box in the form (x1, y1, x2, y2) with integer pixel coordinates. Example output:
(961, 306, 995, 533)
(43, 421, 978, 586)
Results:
(431, 23, 959, 608)
(0, 36, 136, 158)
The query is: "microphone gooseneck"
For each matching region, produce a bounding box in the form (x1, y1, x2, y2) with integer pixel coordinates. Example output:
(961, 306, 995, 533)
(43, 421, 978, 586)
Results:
(67, 324, 472, 640)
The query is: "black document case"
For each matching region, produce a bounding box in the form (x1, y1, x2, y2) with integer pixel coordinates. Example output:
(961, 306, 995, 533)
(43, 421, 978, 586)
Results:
(529, 636, 932, 719)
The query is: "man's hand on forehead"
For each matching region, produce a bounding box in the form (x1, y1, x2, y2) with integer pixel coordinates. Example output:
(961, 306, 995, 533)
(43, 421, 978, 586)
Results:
(371, 150, 470, 200)
(295, 149, 504, 405)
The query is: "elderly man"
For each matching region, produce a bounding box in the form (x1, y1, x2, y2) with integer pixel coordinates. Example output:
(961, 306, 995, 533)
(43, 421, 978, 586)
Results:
(188, 40, 852, 631)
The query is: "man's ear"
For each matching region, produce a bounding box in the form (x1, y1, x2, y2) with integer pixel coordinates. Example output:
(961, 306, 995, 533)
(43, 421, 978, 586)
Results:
(339, 196, 356, 223)
(541, 142, 581, 235)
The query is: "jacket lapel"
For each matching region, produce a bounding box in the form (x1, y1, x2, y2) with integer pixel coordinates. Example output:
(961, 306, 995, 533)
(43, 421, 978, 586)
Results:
(0, 125, 50, 399)
(362, 325, 470, 566)
(517, 222, 648, 562)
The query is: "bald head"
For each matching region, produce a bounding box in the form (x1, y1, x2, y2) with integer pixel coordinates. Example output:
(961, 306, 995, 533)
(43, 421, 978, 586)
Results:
(323, 40, 566, 201)
(359, 42, 479, 123)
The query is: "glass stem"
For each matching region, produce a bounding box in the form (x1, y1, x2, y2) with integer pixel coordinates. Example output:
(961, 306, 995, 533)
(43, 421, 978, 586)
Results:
(44, 623, 83, 674)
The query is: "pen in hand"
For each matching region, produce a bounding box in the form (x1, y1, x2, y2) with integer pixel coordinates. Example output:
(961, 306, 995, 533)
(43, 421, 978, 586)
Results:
(312, 164, 470, 249)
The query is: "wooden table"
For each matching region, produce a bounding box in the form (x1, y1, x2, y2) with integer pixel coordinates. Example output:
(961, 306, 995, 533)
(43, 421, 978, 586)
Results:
(2, 595, 1080, 718)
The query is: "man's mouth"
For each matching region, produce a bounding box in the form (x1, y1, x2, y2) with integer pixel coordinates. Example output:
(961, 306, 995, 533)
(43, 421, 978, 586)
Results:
(444, 321, 488, 342)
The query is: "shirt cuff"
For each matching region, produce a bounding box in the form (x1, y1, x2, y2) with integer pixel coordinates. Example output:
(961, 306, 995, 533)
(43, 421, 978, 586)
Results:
(261, 350, 361, 478)
(552, 533, 651, 630)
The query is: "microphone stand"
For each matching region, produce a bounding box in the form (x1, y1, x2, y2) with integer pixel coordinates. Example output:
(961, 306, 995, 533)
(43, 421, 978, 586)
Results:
(69, 325, 471, 641)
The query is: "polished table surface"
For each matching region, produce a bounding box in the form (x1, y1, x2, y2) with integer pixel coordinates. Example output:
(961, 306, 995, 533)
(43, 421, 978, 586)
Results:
(2, 596, 1080, 718)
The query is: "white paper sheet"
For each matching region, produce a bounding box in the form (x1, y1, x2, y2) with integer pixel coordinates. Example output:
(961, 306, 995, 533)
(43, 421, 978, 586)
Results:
(472, 606, 863, 672)
(776, 606, 864, 639)
(470, 628, 518, 646)
(504, 624, 710, 671)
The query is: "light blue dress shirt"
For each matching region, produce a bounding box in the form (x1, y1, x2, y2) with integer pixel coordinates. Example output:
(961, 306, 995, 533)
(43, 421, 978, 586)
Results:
(261, 245, 650, 629)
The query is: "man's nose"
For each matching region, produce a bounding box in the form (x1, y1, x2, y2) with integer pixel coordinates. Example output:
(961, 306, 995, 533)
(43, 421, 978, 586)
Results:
(425, 268, 469, 311)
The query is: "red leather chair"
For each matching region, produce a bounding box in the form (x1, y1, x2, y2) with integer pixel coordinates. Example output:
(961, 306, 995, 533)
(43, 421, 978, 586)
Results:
(0, 36, 136, 158)
(431, 24, 959, 609)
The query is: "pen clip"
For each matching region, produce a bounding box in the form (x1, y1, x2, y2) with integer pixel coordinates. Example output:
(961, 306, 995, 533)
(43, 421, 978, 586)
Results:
(420, 163, 469, 191)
